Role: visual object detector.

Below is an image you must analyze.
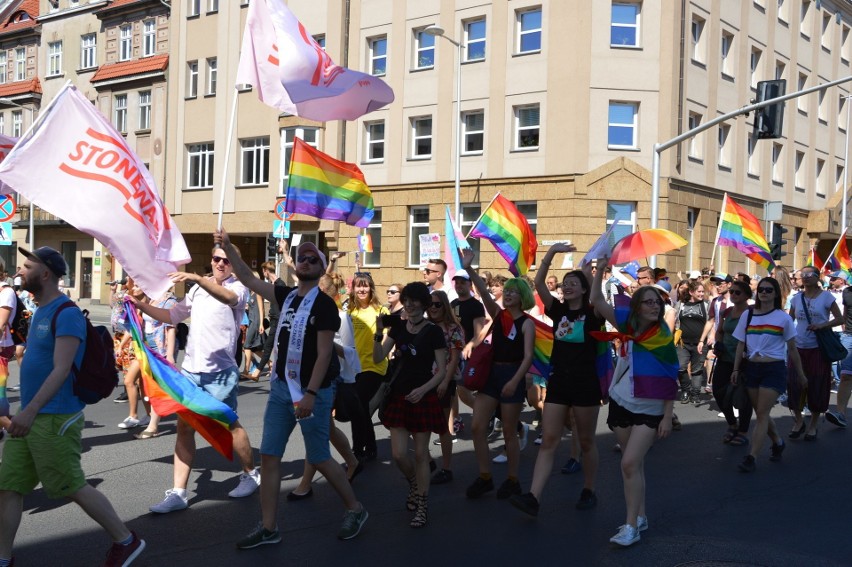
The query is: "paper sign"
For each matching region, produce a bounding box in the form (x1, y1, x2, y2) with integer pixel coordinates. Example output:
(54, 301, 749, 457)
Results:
(419, 233, 441, 267)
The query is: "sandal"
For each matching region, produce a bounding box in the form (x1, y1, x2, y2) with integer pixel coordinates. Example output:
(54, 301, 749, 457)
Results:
(722, 428, 737, 444)
(410, 494, 428, 528)
(728, 433, 749, 446)
(406, 476, 418, 511)
(134, 430, 161, 439)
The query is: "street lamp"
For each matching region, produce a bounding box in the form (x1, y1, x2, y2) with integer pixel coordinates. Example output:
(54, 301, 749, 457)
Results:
(842, 93, 852, 233)
(0, 97, 35, 249)
(423, 25, 464, 225)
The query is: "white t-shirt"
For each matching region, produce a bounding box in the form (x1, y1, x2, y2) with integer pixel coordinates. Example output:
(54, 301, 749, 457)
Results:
(0, 285, 16, 347)
(732, 308, 796, 360)
(170, 276, 248, 373)
(790, 291, 836, 349)
(336, 310, 361, 384)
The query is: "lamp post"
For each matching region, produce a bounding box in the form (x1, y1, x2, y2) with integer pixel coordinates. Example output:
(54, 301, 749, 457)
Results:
(0, 98, 35, 249)
(423, 25, 464, 225)
(842, 94, 852, 233)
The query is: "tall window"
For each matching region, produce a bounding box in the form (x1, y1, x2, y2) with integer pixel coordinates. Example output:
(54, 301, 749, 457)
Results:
(47, 41, 62, 76)
(818, 88, 827, 123)
(187, 0, 201, 17)
(240, 137, 270, 185)
(114, 94, 127, 133)
(843, 25, 851, 63)
(119, 25, 132, 62)
(794, 150, 806, 190)
(608, 101, 638, 149)
(138, 90, 151, 130)
(11, 111, 20, 137)
(687, 112, 702, 158)
(208, 0, 219, 12)
(0, 52, 7, 84)
(461, 204, 482, 265)
(363, 208, 382, 266)
(517, 202, 538, 243)
(778, 0, 789, 24)
(775, 60, 786, 80)
(414, 28, 435, 69)
(720, 31, 734, 77)
(772, 142, 784, 183)
(368, 36, 386, 76)
(516, 8, 542, 53)
(462, 110, 484, 154)
(606, 201, 636, 248)
(514, 104, 540, 150)
(749, 46, 762, 89)
(206, 58, 217, 95)
(314, 35, 326, 50)
(464, 19, 486, 61)
(611, 2, 640, 47)
(187, 61, 198, 98)
(691, 14, 706, 63)
(800, 0, 812, 38)
(841, 96, 848, 132)
(410, 116, 432, 158)
(821, 12, 832, 49)
(0, 114, 5, 135)
(717, 124, 732, 168)
(281, 127, 318, 188)
(797, 72, 807, 112)
(15, 48, 25, 81)
(81, 33, 96, 69)
(747, 135, 759, 176)
(837, 165, 845, 195)
(365, 121, 385, 162)
(686, 208, 697, 269)
(187, 143, 214, 189)
(408, 206, 430, 267)
(143, 20, 156, 57)
(816, 158, 826, 197)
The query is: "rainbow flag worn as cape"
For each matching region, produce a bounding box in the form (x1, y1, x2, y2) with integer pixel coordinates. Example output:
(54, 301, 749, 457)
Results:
(717, 194, 775, 272)
(123, 298, 237, 459)
(286, 138, 375, 228)
(468, 194, 537, 276)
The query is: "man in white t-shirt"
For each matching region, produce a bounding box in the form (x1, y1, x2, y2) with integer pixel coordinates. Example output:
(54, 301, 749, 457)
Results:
(0, 279, 16, 419)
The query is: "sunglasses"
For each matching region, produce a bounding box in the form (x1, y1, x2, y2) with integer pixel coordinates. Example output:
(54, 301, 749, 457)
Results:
(757, 287, 774, 293)
(387, 289, 399, 294)
(422, 268, 442, 275)
(211, 256, 230, 265)
(297, 255, 321, 265)
(429, 301, 443, 309)
(729, 289, 745, 296)
(641, 299, 663, 307)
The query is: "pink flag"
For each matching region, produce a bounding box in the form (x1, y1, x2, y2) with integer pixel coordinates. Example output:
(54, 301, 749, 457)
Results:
(236, 0, 394, 122)
(0, 85, 189, 298)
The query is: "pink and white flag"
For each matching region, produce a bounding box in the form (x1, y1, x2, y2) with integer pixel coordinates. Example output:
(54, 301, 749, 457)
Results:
(0, 134, 18, 194)
(236, 0, 394, 122)
(0, 85, 189, 298)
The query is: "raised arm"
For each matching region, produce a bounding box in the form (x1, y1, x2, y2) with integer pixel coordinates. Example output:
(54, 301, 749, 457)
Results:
(535, 242, 576, 313)
(215, 228, 277, 303)
(590, 255, 616, 327)
(461, 248, 500, 320)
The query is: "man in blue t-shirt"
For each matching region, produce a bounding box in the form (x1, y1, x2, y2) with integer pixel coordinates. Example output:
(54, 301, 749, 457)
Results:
(0, 247, 145, 566)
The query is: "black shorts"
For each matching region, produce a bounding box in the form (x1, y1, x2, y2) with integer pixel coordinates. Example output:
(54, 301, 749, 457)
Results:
(606, 398, 663, 430)
(545, 367, 602, 407)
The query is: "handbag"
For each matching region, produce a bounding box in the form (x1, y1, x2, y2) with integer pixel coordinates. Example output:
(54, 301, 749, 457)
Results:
(724, 380, 749, 411)
(368, 324, 430, 417)
(462, 321, 494, 392)
(799, 294, 848, 362)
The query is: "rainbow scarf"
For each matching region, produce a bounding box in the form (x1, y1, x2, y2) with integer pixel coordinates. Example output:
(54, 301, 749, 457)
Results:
(286, 137, 375, 228)
(468, 194, 537, 276)
(124, 298, 237, 460)
(718, 194, 775, 272)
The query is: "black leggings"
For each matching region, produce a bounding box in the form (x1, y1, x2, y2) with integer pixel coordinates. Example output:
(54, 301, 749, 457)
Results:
(352, 370, 385, 456)
(711, 359, 753, 434)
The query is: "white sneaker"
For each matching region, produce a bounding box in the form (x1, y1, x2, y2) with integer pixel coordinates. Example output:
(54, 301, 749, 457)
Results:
(609, 523, 640, 546)
(618, 516, 648, 532)
(149, 489, 188, 513)
(137, 415, 151, 428)
(228, 468, 261, 498)
(492, 452, 508, 464)
(118, 416, 141, 429)
(519, 423, 530, 451)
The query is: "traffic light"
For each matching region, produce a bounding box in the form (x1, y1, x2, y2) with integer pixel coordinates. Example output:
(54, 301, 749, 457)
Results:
(752, 80, 786, 140)
(770, 223, 788, 261)
(266, 234, 278, 258)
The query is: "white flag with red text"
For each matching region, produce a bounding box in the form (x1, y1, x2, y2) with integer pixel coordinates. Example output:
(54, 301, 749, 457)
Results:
(0, 85, 189, 298)
(236, 0, 394, 121)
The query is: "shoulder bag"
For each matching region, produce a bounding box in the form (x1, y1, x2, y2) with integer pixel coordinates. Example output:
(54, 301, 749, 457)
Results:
(368, 323, 431, 418)
(800, 294, 848, 362)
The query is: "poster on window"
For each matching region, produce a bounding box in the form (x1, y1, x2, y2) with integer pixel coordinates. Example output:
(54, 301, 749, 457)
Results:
(419, 233, 441, 267)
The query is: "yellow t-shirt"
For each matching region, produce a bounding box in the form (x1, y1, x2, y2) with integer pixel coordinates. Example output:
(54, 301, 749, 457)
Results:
(350, 305, 389, 375)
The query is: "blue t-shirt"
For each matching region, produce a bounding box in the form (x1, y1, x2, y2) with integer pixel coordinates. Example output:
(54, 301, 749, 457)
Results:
(20, 296, 86, 414)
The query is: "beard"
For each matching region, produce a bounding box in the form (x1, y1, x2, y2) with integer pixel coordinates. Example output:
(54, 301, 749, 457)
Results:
(21, 277, 41, 295)
(296, 268, 321, 282)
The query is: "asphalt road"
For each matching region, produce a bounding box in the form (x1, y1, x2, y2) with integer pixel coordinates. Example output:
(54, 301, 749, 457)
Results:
(2, 305, 849, 566)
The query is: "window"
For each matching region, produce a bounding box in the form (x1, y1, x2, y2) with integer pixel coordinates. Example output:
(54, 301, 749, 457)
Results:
(843, 25, 851, 63)
(775, 60, 786, 80)
(750, 46, 762, 89)
(842, 96, 849, 132)
(363, 208, 382, 266)
(686, 208, 697, 269)
(119, 25, 133, 62)
(187, 143, 214, 189)
(461, 204, 482, 265)
(187, 61, 198, 98)
(240, 137, 270, 185)
(747, 135, 759, 176)
(0, 114, 5, 135)
(365, 121, 385, 162)
(797, 72, 807, 113)
(837, 165, 845, 195)
(608, 101, 638, 149)
(208, 0, 219, 12)
(611, 3, 640, 47)
(408, 206, 430, 267)
(314, 35, 326, 50)
(462, 110, 484, 154)
(687, 112, 702, 159)
(464, 19, 486, 61)
(794, 150, 805, 189)
(206, 58, 217, 95)
(0, 52, 7, 84)
(60, 241, 76, 288)
(15, 48, 25, 81)
(816, 157, 826, 197)
(516, 202, 538, 240)
(187, 0, 200, 17)
(410, 116, 432, 158)
(414, 28, 435, 69)
(717, 124, 732, 168)
(606, 202, 636, 248)
(143, 20, 156, 57)
(47, 41, 62, 77)
(114, 94, 127, 133)
(821, 12, 832, 49)
(800, 0, 811, 38)
(514, 105, 540, 150)
(11, 111, 20, 137)
(818, 88, 827, 123)
(691, 14, 706, 63)
(720, 31, 734, 78)
(81, 34, 96, 69)
(281, 127, 318, 187)
(772, 142, 784, 183)
(778, 0, 789, 24)
(368, 36, 386, 76)
(138, 90, 151, 130)
(517, 8, 542, 53)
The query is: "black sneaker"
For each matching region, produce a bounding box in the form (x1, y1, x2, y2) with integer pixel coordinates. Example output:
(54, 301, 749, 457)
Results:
(679, 390, 690, 404)
(496, 478, 521, 500)
(738, 455, 756, 473)
(466, 476, 494, 499)
(431, 469, 453, 485)
(509, 492, 540, 517)
(576, 488, 598, 510)
(113, 391, 129, 403)
(769, 440, 785, 462)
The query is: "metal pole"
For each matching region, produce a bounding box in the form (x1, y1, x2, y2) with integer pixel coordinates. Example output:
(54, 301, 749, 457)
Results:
(844, 94, 851, 233)
(28, 107, 34, 249)
(454, 41, 461, 227)
(649, 145, 661, 267)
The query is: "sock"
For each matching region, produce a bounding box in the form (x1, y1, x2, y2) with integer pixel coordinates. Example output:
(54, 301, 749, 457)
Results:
(118, 532, 134, 546)
(173, 488, 187, 498)
(480, 473, 492, 481)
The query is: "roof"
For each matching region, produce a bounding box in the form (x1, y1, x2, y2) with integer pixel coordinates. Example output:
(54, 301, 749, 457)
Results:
(0, 0, 39, 36)
(91, 54, 169, 83)
(96, 0, 156, 15)
(0, 77, 41, 97)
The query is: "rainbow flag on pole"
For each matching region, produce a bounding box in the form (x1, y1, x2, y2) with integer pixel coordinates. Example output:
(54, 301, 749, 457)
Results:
(443, 206, 470, 281)
(286, 138, 374, 228)
(529, 317, 553, 378)
(124, 299, 237, 460)
(716, 194, 775, 272)
(468, 194, 537, 276)
(807, 247, 824, 271)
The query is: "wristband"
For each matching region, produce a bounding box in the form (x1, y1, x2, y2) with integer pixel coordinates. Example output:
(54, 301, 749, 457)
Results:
(304, 388, 318, 397)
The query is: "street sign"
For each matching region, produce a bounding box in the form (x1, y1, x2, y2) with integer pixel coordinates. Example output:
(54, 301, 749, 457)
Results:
(273, 220, 290, 239)
(0, 196, 16, 222)
(0, 222, 11, 245)
(275, 197, 294, 221)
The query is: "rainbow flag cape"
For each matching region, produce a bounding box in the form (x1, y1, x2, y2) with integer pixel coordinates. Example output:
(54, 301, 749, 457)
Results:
(286, 138, 374, 228)
(468, 194, 537, 276)
(717, 194, 775, 272)
(807, 247, 824, 272)
(123, 298, 237, 460)
(529, 316, 553, 378)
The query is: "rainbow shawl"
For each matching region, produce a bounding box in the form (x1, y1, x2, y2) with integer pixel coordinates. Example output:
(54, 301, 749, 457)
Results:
(124, 298, 237, 459)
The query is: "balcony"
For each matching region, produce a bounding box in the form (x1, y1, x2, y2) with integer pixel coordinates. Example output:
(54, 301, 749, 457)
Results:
(15, 203, 68, 227)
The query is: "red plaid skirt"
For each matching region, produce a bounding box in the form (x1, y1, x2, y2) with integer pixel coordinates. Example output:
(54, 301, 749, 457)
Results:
(381, 391, 448, 434)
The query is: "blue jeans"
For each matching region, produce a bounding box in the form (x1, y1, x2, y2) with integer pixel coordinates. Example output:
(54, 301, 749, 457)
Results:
(839, 333, 852, 376)
(260, 379, 335, 464)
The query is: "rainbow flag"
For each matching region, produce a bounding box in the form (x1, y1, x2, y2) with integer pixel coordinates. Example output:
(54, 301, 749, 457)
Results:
(123, 299, 237, 460)
(468, 194, 537, 276)
(529, 316, 553, 378)
(286, 138, 374, 228)
(807, 247, 824, 271)
(717, 194, 775, 272)
(836, 236, 852, 273)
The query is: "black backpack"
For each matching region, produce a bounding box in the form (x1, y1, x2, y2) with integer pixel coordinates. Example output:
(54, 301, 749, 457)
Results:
(51, 301, 119, 404)
(8, 295, 29, 345)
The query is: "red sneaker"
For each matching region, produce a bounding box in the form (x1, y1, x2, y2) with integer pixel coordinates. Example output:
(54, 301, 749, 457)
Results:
(103, 531, 145, 567)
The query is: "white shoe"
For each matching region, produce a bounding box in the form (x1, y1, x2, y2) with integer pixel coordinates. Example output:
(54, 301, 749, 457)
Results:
(149, 489, 188, 513)
(609, 523, 640, 546)
(618, 516, 648, 532)
(492, 452, 508, 464)
(118, 416, 141, 429)
(228, 468, 261, 498)
(519, 423, 530, 451)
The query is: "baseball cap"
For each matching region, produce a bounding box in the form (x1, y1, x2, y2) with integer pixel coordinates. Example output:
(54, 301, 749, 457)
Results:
(710, 273, 733, 283)
(19, 246, 67, 278)
(652, 281, 672, 295)
(688, 270, 701, 280)
(296, 242, 328, 269)
(452, 269, 471, 281)
(829, 271, 849, 283)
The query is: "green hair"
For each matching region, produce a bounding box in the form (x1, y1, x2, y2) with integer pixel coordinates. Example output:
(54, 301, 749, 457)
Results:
(504, 277, 535, 311)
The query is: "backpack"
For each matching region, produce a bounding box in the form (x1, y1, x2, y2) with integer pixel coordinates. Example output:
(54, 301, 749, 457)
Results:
(176, 322, 189, 350)
(51, 301, 119, 404)
(8, 295, 30, 345)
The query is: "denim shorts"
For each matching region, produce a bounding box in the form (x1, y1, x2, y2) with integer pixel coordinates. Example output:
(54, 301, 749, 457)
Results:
(260, 379, 335, 464)
(182, 367, 239, 411)
(840, 333, 852, 376)
(743, 360, 787, 395)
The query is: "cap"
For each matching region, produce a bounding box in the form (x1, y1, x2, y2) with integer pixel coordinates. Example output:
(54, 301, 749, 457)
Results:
(829, 271, 849, 283)
(688, 270, 701, 280)
(19, 246, 67, 278)
(710, 273, 733, 284)
(652, 281, 672, 295)
(452, 269, 471, 281)
(296, 242, 328, 269)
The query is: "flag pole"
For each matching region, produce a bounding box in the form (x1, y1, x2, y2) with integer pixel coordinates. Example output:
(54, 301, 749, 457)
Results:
(216, 90, 240, 230)
(824, 227, 849, 266)
(709, 193, 727, 268)
(465, 191, 501, 239)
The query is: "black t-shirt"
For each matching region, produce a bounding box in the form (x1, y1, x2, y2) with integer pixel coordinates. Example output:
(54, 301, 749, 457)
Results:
(267, 278, 289, 320)
(388, 321, 446, 395)
(274, 286, 340, 389)
(451, 296, 485, 343)
(678, 301, 708, 344)
(491, 311, 528, 363)
(546, 302, 603, 374)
